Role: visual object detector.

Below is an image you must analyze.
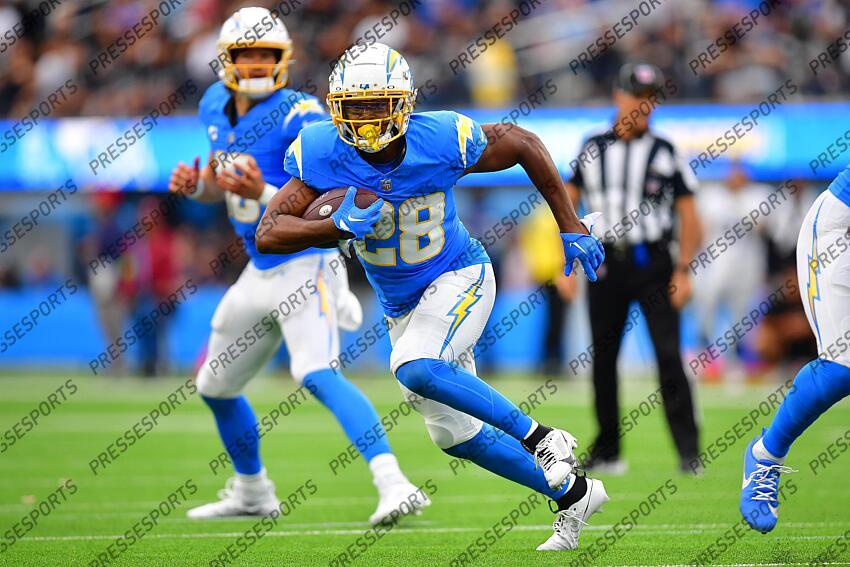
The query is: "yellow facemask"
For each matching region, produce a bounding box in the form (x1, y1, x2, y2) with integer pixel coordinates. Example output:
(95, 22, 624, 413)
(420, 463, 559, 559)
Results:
(218, 44, 292, 96)
(327, 89, 415, 152)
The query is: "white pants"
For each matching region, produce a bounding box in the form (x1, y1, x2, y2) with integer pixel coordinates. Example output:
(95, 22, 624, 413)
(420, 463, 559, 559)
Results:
(196, 253, 346, 398)
(388, 263, 496, 449)
(797, 190, 850, 369)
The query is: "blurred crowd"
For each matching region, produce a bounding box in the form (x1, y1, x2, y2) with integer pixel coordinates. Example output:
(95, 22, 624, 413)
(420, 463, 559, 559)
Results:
(0, 173, 824, 379)
(0, 192, 246, 375)
(0, 0, 848, 118)
(0, 0, 840, 376)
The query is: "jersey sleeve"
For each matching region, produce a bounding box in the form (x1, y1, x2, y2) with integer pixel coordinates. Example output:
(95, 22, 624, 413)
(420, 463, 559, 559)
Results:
(197, 86, 217, 129)
(449, 111, 488, 175)
(570, 140, 591, 191)
(670, 146, 698, 198)
(283, 132, 306, 183)
(571, 136, 607, 192)
(651, 139, 698, 198)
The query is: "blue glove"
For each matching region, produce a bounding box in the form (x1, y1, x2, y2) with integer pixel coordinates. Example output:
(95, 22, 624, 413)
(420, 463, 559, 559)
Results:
(561, 212, 605, 282)
(331, 187, 385, 240)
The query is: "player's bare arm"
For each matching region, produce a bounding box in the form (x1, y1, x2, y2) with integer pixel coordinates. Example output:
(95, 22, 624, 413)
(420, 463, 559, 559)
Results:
(565, 181, 580, 210)
(465, 124, 587, 235)
(467, 124, 604, 281)
(255, 177, 340, 254)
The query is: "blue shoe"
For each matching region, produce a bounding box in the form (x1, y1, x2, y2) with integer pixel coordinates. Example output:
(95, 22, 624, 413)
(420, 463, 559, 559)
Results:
(739, 430, 794, 533)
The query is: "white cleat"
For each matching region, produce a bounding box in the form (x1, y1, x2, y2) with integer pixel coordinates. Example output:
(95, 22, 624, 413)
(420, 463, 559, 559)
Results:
(187, 476, 280, 519)
(368, 481, 431, 526)
(533, 429, 579, 490)
(537, 478, 609, 551)
(336, 289, 363, 332)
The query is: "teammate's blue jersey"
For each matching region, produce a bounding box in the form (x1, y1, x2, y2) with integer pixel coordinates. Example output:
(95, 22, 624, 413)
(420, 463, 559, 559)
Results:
(284, 111, 490, 317)
(828, 164, 850, 207)
(198, 82, 326, 270)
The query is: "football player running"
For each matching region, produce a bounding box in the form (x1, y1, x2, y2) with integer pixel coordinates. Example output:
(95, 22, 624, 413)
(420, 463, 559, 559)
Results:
(169, 9, 426, 525)
(739, 165, 850, 533)
(255, 43, 609, 551)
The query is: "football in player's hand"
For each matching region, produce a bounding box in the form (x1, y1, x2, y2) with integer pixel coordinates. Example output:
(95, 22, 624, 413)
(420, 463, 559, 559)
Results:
(302, 187, 380, 247)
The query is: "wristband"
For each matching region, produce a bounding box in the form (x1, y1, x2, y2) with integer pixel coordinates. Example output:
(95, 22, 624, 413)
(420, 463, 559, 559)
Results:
(186, 177, 205, 200)
(259, 183, 277, 205)
(675, 264, 690, 274)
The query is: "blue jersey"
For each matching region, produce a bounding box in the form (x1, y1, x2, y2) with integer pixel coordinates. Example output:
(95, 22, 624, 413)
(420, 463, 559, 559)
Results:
(284, 111, 490, 317)
(828, 164, 850, 208)
(198, 82, 326, 270)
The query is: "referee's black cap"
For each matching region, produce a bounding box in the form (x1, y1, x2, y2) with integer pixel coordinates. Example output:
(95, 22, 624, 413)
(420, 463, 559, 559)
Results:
(616, 63, 663, 96)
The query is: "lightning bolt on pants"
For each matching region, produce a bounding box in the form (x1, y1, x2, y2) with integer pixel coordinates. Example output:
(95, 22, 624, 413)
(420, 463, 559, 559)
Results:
(388, 262, 527, 446)
(762, 189, 850, 458)
(387, 262, 571, 499)
(795, 189, 850, 369)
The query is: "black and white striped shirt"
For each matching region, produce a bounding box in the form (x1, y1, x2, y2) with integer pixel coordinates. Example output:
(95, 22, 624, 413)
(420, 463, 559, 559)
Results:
(571, 130, 698, 246)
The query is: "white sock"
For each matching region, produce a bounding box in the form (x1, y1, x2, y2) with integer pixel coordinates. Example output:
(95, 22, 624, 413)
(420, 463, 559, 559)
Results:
(753, 439, 785, 464)
(234, 469, 272, 503)
(523, 421, 540, 440)
(236, 468, 268, 485)
(369, 453, 406, 491)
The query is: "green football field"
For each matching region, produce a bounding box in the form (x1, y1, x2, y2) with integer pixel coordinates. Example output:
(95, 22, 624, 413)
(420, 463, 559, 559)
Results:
(2, 372, 849, 566)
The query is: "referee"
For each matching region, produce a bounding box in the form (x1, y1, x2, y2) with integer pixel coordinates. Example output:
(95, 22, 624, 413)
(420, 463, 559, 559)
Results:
(567, 63, 703, 473)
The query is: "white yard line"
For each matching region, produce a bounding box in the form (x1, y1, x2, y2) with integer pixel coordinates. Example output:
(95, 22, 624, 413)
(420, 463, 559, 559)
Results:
(15, 524, 850, 543)
(622, 564, 850, 567)
(4, 508, 848, 532)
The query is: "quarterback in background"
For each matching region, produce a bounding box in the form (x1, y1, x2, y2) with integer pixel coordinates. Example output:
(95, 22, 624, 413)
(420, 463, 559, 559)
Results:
(740, 164, 850, 532)
(169, 8, 426, 524)
(256, 43, 608, 551)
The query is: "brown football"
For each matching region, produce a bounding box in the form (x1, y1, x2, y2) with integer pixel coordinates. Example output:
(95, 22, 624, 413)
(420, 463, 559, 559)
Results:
(302, 187, 380, 247)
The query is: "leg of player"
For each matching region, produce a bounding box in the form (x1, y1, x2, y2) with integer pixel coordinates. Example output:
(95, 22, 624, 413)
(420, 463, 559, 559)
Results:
(740, 188, 850, 533)
(282, 256, 428, 525)
(390, 263, 608, 550)
(437, 412, 609, 551)
(397, 356, 583, 487)
(303, 368, 429, 525)
(394, 264, 577, 488)
(188, 267, 284, 519)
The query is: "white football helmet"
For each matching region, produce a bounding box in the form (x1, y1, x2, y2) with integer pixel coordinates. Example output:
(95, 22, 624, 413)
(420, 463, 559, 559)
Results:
(216, 7, 292, 97)
(327, 43, 416, 153)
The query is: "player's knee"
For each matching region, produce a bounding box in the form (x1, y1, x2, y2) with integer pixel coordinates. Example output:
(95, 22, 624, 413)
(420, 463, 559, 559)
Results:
(291, 350, 334, 385)
(196, 368, 238, 399)
(395, 358, 437, 397)
(434, 421, 483, 451)
(289, 360, 309, 385)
